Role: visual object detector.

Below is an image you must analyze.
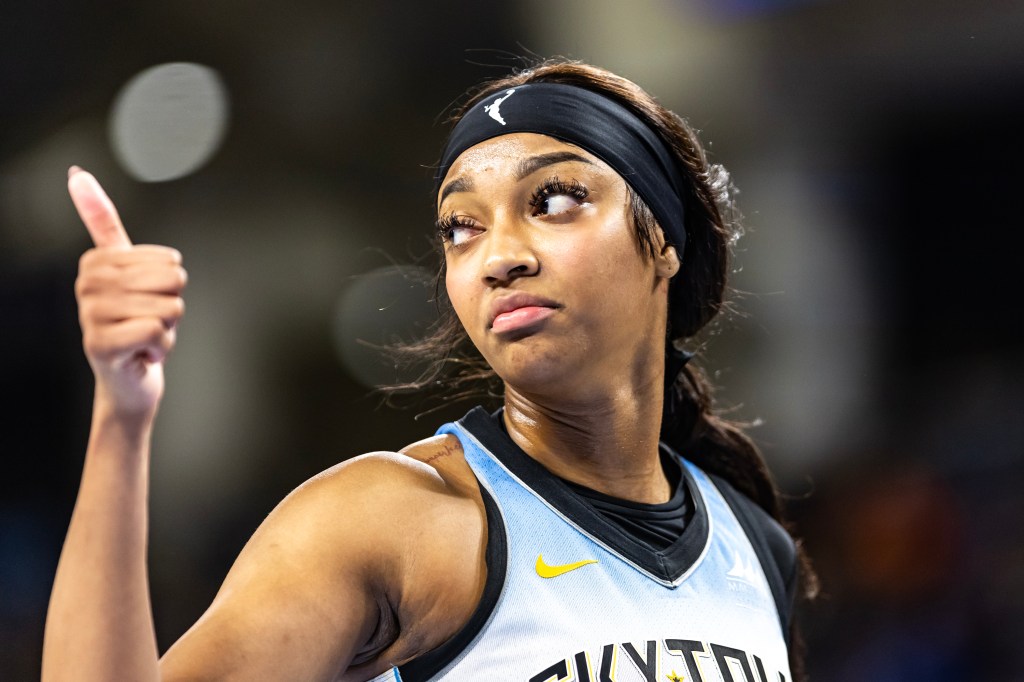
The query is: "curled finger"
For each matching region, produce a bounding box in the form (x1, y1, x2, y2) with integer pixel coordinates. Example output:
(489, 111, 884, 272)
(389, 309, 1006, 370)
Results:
(84, 293, 185, 325)
(119, 262, 189, 294)
(79, 244, 183, 271)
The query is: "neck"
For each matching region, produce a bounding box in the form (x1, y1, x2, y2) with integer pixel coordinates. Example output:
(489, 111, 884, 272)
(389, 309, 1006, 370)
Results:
(502, 375, 670, 504)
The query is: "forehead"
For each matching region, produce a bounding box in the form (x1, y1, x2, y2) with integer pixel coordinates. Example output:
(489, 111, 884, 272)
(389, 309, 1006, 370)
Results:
(438, 132, 614, 199)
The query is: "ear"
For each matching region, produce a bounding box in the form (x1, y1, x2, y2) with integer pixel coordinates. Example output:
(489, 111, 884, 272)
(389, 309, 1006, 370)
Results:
(655, 243, 680, 278)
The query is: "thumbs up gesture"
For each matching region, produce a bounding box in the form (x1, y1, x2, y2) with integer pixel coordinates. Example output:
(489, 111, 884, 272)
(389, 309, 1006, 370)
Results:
(69, 168, 187, 416)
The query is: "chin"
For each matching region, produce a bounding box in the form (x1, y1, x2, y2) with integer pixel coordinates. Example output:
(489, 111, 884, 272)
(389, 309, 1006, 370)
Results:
(489, 337, 586, 395)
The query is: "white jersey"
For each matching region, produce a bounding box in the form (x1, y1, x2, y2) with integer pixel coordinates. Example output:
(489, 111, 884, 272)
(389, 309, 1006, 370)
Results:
(370, 408, 791, 682)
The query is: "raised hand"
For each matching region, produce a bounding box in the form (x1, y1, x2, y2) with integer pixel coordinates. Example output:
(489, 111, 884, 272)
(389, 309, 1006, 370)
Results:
(69, 168, 186, 416)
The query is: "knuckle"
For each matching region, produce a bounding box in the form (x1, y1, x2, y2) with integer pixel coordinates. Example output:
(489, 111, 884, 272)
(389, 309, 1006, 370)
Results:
(78, 248, 99, 272)
(175, 266, 189, 289)
(78, 300, 97, 322)
(77, 271, 102, 296)
(76, 261, 100, 292)
(76, 266, 117, 297)
(136, 245, 183, 264)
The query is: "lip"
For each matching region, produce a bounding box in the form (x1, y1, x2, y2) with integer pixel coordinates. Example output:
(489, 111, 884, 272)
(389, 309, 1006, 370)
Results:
(488, 293, 561, 334)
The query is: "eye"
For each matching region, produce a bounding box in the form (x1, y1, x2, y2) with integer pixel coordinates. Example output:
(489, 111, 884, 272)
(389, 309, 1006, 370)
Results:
(529, 177, 590, 217)
(437, 213, 481, 248)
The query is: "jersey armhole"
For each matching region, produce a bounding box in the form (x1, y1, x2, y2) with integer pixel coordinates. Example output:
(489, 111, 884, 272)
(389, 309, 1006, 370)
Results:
(708, 474, 797, 641)
(397, 477, 507, 681)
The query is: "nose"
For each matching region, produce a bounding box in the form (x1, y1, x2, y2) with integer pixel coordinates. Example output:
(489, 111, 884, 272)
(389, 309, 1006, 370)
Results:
(482, 216, 539, 286)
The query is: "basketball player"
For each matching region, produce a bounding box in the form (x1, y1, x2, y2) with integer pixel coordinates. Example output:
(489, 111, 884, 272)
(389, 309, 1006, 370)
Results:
(43, 61, 814, 682)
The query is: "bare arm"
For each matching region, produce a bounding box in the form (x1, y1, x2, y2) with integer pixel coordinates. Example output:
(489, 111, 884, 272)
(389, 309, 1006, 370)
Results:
(45, 402, 388, 681)
(43, 404, 161, 681)
(43, 170, 408, 681)
(43, 169, 182, 681)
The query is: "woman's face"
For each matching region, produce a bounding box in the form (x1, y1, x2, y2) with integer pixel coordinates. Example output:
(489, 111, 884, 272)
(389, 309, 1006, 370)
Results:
(438, 133, 676, 401)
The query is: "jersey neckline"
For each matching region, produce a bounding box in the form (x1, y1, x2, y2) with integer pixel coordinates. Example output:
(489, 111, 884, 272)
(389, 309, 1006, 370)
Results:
(460, 405, 711, 585)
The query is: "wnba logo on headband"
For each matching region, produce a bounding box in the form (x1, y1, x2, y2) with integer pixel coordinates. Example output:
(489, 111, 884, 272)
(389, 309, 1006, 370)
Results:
(483, 89, 516, 125)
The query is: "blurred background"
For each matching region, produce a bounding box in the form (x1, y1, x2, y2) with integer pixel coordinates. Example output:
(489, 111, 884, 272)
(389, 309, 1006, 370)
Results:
(2, 0, 1022, 679)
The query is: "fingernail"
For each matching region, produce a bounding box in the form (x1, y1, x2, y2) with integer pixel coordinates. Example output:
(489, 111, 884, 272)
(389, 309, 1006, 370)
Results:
(68, 165, 82, 178)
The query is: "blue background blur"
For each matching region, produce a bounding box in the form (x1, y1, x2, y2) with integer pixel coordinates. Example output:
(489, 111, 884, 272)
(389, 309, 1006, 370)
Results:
(2, 1, 1022, 679)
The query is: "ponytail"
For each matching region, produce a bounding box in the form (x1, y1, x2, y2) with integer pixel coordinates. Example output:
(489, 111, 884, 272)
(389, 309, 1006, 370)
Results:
(661, 362, 779, 517)
(662, 360, 817, 681)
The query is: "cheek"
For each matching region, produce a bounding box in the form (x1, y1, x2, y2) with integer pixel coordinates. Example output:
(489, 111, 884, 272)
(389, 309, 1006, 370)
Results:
(445, 263, 480, 333)
(546, 238, 590, 277)
(549, 221, 650, 297)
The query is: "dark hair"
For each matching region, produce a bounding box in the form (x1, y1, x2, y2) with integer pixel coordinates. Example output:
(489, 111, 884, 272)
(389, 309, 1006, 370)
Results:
(391, 58, 816, 676)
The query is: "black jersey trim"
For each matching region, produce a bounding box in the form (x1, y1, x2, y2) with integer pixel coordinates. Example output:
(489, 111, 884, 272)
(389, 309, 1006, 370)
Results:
(396, 474, 507, 682)
(708, 473, 796, 641)
(456, 406, 711, 585)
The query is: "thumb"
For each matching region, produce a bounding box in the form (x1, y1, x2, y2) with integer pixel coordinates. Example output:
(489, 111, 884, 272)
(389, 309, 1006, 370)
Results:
(68, 166, 132, 248)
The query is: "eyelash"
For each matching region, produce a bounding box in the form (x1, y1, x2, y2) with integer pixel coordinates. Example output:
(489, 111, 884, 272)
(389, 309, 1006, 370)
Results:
(528, 176, 589, 214)
(436, 212, 474, 245)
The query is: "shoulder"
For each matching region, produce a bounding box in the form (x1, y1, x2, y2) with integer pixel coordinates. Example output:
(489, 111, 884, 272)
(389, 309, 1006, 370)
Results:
(162, 435, 486, 679)
(289, 433, 475, 517)
(258, 434, 480, 579)
(192, 436, 478, 605)
(399, 432, 479, 495)
(321, 435, 489, 673)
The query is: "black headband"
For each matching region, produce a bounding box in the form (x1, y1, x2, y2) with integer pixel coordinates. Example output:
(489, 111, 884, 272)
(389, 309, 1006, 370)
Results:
(435, 82, 688, 257)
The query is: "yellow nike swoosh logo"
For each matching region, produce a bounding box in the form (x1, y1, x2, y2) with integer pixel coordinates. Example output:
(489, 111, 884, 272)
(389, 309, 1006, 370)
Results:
(535, 554, 598, 579)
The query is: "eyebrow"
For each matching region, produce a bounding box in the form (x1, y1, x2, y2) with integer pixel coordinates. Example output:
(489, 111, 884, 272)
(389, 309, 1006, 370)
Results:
(514, 151, 594, 181)
(438, 151, 595, 206)
(438, 177, 473, 205)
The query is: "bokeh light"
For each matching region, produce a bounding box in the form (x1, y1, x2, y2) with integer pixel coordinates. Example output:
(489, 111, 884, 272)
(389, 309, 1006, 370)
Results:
(333, 265, 438, 389)
(109, 62, 229, 182)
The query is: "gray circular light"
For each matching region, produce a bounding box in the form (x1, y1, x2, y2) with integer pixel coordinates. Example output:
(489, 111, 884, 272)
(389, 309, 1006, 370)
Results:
(333, 266, 438, 389)
(109, 62, 229, 182)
